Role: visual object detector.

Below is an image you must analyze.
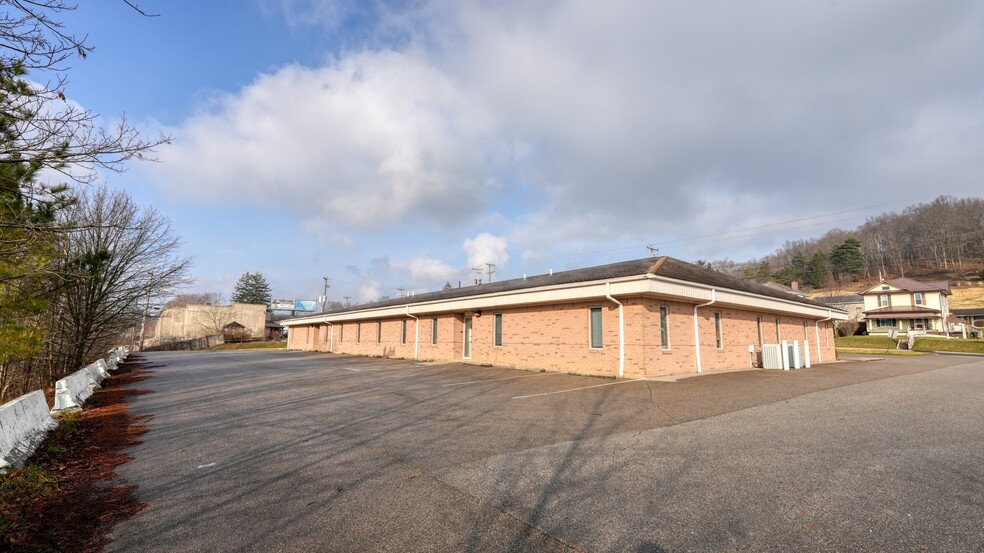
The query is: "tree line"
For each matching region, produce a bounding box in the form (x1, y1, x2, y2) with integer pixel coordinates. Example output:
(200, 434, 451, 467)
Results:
(702, 196, 984, 289)
(0, 2, 186, 402)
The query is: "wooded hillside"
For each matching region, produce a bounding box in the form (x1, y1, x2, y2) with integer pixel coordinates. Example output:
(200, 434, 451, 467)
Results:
(705, 196, 984, 288)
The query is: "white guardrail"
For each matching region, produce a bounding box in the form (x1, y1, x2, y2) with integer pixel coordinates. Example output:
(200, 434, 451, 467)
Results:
(0, 347, 129, 472)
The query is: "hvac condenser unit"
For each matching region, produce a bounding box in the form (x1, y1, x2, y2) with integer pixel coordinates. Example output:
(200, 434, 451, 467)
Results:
(762, 344, 785, 369)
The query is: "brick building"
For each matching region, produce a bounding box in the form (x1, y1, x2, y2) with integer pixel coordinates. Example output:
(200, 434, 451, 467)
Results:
(280, 257, 846, 378)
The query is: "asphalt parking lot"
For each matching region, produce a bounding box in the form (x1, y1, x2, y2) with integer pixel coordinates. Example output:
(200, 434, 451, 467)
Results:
(107, 351, 984, 552)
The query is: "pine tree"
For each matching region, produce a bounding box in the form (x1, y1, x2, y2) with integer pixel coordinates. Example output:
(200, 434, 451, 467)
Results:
(805, 252, 828, 288)
(231, 272, 272, 305)
(830, 238, 864, 281)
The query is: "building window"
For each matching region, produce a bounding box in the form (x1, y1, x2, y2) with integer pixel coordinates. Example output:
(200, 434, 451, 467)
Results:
(402, 320, 407, 344)
(589, 307, 603, 349)
(340, 324, 344, 342)
(879, 294, 889, 307)
(659, 305, 670, 349)
(714, 311, 723, 349)
(803, 321, 808, 340)
(910, 318, 928, 330)
(357, 323, 361, 343)
(756, 316, 763, 346)
(775, 318, 781, 342)
(876, 318, 897, 328)
(432, 318, 438, 345)
(914, 293, 924, 306)
(882, 285, 890, 290)
(494, 313, 503, 346)
(377, 322, 382, 343)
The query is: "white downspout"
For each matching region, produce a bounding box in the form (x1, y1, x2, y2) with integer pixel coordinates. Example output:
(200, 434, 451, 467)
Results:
(693, 289, 717, 373)
(815, 310, 833, 363)
(605, 282, 625, 378)
(406, 306, 419, 359)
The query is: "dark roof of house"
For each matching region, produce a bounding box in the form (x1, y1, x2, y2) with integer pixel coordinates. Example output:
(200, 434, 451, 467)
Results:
(862, 306, 941, 318)
(815, 294, 864, 305)
(951, 308, 984, 316)
(313, 256, 834, 317)
(884, 277, 950, 293)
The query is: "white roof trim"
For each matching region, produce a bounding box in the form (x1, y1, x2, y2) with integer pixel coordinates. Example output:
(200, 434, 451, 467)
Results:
(280, 273, 847, 327)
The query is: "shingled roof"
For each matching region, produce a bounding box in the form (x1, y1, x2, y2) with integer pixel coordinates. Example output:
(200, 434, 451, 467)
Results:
(318, 256, 833, 316)
(885, 277, 950, 293)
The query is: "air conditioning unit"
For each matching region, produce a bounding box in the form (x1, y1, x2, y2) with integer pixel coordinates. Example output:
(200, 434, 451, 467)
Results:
(762, 344, 785, 369)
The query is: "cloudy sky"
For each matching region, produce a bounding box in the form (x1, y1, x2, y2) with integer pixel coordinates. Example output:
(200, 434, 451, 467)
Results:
(63, 0, 984, 304)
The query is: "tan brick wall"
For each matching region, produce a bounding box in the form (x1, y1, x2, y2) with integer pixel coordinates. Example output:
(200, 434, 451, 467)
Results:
(287, 296, 839, 377)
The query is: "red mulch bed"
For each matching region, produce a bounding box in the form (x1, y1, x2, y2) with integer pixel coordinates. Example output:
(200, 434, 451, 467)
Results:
(0, 360, 153, 552)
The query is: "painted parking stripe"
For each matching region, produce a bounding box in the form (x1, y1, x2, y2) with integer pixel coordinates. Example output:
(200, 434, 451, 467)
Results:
(511, 378, 646, 399)
(442, 372, 562, 387)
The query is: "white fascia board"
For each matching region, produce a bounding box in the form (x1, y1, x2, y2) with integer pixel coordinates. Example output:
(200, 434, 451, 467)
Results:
(281, 273, 847, 325)
(645, 274, 849, 320)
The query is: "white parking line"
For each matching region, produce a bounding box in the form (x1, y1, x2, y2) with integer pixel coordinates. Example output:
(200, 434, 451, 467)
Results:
(511, 378, 646, 399)
(443, 372, 562, 387)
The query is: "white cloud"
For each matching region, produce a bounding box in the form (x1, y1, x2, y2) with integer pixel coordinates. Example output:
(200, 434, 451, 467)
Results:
(158, 0, 984, 268)
(464, 233, 509, 271)
(405, 256, 456, 282)
(359, 280, 381, 302)
(153, 49, 503, 232)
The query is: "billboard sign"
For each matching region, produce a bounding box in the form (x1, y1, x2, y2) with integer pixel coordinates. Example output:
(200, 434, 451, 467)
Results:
(294, 299, 318, 311)
(270, 299, 295, 310)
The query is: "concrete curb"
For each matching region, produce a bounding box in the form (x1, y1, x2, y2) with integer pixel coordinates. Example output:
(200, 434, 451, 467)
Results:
(0, 390, 59, 472)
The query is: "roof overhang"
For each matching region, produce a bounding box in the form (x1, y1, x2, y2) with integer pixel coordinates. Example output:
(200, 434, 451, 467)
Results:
(280, 274, 848, 327)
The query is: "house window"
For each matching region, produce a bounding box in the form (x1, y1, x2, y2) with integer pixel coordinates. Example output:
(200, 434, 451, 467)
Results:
(803, 321, 808, 340)
(910, 318, 928, 330)
(756, 316, 763, 346)
(914, 293, 924, 306)
(494, 313, 503, 346)
(432, 318, 438, 345)
(402, 320, 407, 344)
(775, 318, 781, 342)
(879, 294, 889, 307)
(357, 323, 361, 343)
(659, 305, 670, 349)
(340, 324, 344, 342)
(876, 318, 897, 328)
(882, 285, 890, 290)
(377, 322, 382, 343)
(714, 312, 723, 349)
(589, 307, 603, 349)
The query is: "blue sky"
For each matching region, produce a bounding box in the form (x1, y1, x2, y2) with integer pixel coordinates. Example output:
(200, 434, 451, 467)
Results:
(56, 0, 984, 304)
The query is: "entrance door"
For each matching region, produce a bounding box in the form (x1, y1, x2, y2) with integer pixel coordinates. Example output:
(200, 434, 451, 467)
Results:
(463, 315, 472, 359)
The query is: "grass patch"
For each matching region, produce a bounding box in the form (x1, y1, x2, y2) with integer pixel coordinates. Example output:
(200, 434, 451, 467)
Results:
(835, 335, 899, 349)
(912, 338, 984, 354)
(210, 341, 287, 350)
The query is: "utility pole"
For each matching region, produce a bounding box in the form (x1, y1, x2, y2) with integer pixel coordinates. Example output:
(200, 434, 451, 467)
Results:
(343, 296, 351, 307)
(647, 245, 660, 257)
(396, 287, 406, 298)
(472, 266, 483, 285)
(322, 276, 330, 312)
(485, 263, 496, 283)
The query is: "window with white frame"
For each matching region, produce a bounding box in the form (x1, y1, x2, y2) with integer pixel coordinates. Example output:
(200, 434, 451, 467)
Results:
(876, 318, 897, 328)
(914, 293, 924, 306)
(589, 307, 603, 349)
(910, 318, 928, 329)
(879, 294, 889, 307)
